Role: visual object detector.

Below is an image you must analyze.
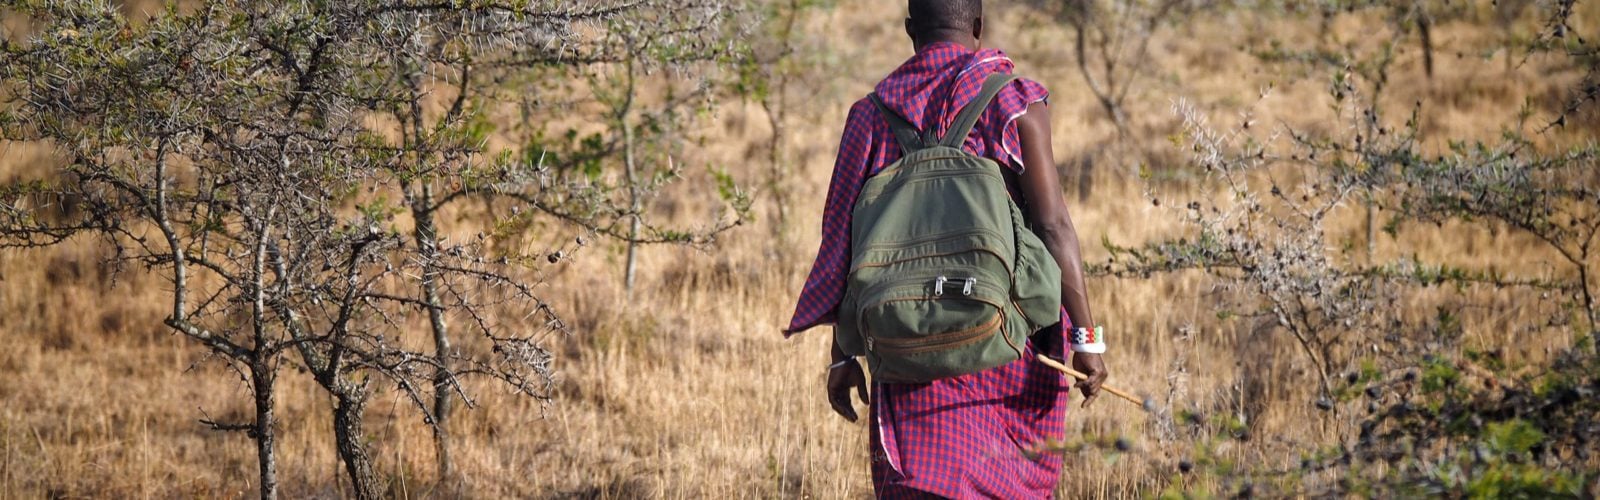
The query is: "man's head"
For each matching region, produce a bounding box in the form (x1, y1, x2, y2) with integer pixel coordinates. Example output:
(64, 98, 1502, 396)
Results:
(905, 0, 983, 50)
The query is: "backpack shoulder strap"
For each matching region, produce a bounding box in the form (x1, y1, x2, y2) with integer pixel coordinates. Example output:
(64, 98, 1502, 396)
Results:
(868, 93, 926, 153)
(936, 73, 1018, 148)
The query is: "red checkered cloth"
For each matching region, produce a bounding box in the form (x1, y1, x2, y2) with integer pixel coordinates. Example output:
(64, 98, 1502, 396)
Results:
(786, 42, 1072, 498)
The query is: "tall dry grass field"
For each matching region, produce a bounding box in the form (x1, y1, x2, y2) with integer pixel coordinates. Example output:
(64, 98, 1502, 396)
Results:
(2, 1, 1597, 498)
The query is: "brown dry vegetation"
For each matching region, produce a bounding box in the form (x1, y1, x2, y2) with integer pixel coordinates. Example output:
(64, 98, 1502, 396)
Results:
(2, 1, 1598, 498)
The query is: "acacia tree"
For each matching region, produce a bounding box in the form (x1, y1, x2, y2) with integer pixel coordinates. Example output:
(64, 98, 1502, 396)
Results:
(1020, 0, 1200, 200)
(360, 1, 744, 480)
(1040, 0, 1192, 135)
(1102, 92, 1402, 416)
(734, 0, 835, 245)
(1081, 4, 1598, 496)
(0, 1, 744, 498)
(1093, 1, 1598, 478)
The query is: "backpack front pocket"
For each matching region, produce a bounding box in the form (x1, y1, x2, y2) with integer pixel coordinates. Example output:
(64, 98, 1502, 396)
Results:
(853, 274, 1022, 382)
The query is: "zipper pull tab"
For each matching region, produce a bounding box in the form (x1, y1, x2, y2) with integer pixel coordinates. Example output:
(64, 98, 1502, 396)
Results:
(934, 276, 948, 296)
(963, 277, 976, 296)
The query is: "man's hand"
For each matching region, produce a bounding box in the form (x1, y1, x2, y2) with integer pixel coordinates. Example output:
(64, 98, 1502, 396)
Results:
(827, 359, 870, 422)
(1071, 352, 1108, 408)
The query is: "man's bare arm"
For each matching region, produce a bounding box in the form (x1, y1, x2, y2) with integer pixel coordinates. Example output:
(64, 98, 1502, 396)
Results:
(1015, 100, 1109, 408)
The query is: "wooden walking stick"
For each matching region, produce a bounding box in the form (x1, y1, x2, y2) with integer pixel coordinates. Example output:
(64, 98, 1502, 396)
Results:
(1035, 354, 1155, 411)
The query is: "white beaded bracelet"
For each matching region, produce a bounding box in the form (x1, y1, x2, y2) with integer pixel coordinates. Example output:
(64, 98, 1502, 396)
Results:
(1069, 326, 1106, 354)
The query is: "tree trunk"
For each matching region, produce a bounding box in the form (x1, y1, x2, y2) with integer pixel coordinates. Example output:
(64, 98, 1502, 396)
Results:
(1417, 13, 1434, 80)
(763, 0, 801, 245)
(765, 100, 790, 244)
(333, 392, 382, 500)
(430, 345, 455, 486)
(1365, 199, 1377, 263)
(620, 55, 641, 293)
(1077, 151, 1096, 203)
(412, 185, 456, 484)
(252, 359, 278, 500)
(623, 113, 640, 292)
(1580, 265, 1598, 354)
(1074, 23, 1130, 136)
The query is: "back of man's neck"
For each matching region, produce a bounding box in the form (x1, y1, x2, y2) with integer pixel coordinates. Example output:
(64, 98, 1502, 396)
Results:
(914, 35, 979, 53)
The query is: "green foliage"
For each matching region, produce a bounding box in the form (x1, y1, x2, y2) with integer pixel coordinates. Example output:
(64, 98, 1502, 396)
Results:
(731, 0, 836, 103)
(441, 101, 497, 151)
(1096, 229, 1236, 278)
(708, 166, 744, 209)
(1483, 419, 1544, 456)
(519, 128, 609, 180)
(1420, 357, 1459, 394)
(1463, 465, 1584, 499)
(356, 196, 403, 224)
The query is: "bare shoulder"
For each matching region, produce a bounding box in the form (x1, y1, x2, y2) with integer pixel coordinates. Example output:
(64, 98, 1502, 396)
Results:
(1016, 100, 1052, 132)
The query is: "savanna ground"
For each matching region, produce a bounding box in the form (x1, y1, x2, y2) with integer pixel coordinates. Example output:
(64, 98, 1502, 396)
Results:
(2, 0, 1598, 498)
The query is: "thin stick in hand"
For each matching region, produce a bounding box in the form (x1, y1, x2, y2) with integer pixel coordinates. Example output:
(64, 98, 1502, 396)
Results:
(1035, 354, 1152, 410)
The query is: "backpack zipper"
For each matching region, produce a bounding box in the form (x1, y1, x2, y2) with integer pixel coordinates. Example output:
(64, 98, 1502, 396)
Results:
(857, 278, 1009, 356)
(932, 276, 977, 297)
(852, 272, 1001, 306)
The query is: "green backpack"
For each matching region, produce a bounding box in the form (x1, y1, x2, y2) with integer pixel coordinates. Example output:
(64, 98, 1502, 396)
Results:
(836, 73, 1063, 384)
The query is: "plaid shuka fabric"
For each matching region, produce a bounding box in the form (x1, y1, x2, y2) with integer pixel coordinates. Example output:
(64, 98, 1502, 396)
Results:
(870, 341, 1071, 498)
(786, 42, 1073, 498)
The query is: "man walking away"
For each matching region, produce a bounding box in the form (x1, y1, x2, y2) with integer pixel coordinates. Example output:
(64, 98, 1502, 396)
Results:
(784, 0, 1111, 497)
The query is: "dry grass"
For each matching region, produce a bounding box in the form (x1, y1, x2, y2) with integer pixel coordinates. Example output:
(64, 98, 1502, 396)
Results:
(2, 1, 1596, 498)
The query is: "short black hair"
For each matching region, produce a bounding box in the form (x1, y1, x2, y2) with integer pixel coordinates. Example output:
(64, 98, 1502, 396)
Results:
(907, 0, 982, 35)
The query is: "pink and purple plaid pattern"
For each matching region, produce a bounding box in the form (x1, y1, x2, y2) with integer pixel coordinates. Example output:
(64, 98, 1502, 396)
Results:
(786, 42, 1072, 498)
(784, 42, 1051, 337)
